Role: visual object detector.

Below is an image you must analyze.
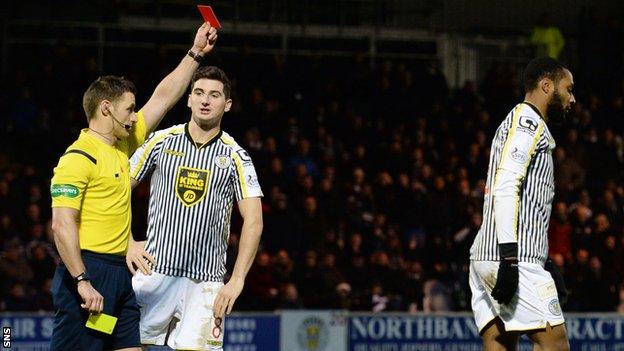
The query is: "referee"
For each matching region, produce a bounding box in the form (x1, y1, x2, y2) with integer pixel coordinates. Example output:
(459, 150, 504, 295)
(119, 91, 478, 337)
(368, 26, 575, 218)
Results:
(469, 57, 575, 350)
(49, 23, 218, 350)
(126, 66, 263, 351)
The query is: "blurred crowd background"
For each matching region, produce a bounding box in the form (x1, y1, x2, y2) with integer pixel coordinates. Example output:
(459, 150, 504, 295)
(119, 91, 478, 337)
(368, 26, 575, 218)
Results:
(1, 1, 624, 315)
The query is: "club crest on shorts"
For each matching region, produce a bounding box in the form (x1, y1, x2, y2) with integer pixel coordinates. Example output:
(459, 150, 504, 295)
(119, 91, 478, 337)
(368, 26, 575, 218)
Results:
(548, 299, 562, 316)
(175, 166, 209, 206)
(297, 316, 329, 351)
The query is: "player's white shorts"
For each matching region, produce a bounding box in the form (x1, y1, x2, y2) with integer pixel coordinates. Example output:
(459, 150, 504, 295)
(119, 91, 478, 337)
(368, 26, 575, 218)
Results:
(132, 271, 225, 350)
(469, 260, 565, 333)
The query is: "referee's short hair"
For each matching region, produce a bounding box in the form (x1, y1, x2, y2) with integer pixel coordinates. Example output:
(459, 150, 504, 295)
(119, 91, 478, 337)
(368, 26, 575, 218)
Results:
(191, 66, 231, 99)
(523, 57, 568, 92)
(82, 76, 136, 121)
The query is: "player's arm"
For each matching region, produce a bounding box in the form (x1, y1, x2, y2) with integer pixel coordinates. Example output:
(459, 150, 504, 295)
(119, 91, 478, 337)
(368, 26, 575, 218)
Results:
(491, 112, 544, 304)
(51, 207, 103, 313)
(126, 129, 169, 274)
(492, 113, 544, 247)
(126, 174, 155, 275)
(129, 130, 161, 186)
(214, 197, 263, 318)
(126, 233, 154, 275)
(140, 23, 218, 133)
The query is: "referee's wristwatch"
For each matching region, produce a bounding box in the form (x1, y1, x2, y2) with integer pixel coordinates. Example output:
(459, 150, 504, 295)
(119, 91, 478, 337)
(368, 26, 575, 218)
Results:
(188, 50, 203, 63)
(74, 271, 90, 284)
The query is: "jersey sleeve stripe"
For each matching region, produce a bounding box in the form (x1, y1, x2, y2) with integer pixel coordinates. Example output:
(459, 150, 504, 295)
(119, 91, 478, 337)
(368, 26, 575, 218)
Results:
(492, 106, 522, 240)
(220, 134, 233, 146)
(494, 105, 521, 180)
(232, 152, 248, 198)
(527, 123, 545, 165)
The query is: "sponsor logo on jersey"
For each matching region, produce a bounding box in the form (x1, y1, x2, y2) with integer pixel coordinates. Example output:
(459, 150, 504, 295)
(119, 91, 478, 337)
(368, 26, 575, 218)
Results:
(518, 116, 538, 135)
(51, 184, 80, 198)
(164, 149, 185, 157)
(175, 167, 209, 206)
(236, 149, 253, 166)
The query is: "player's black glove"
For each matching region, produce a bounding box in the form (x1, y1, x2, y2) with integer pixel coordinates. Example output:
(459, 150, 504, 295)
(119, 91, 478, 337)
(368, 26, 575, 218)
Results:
(491, 243, 519, 305)
(544, 258, 568, 304)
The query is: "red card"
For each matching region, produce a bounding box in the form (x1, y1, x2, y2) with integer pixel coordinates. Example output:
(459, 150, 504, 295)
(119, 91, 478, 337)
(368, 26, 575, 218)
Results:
(197, 5, 222, 29)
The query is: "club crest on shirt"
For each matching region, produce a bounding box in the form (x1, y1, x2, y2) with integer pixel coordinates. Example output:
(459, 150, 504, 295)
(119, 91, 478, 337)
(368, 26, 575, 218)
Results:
(215, 155, 231, 169)
(175, 166, 209, 206)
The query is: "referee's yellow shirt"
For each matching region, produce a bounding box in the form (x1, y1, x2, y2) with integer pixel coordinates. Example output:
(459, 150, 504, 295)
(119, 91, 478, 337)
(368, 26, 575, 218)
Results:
(51, 111, 147, 255)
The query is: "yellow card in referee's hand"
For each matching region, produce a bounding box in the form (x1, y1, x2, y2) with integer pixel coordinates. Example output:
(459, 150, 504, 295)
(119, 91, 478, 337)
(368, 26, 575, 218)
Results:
(86, 313, 117, 334)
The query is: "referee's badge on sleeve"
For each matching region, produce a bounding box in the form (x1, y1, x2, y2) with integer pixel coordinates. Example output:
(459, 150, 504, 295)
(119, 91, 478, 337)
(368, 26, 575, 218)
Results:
(175, 166, 209, 206)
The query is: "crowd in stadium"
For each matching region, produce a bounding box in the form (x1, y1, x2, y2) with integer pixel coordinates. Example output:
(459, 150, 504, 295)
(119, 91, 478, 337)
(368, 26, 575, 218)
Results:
(1, 37, 624, 314)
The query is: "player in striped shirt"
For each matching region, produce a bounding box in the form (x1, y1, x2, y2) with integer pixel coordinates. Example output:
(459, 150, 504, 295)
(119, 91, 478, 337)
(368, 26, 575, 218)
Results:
(469, 57, 575, 350)
(126, 66, 263, 350)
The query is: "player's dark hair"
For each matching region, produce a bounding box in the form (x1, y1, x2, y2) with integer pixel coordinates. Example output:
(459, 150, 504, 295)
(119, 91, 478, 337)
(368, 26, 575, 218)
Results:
(191, 66, 231, 99)
(82, 76, 136, 121)
(522, 57, 568, 92)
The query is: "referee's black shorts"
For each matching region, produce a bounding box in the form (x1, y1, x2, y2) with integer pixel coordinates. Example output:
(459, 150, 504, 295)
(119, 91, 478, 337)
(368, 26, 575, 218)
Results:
(50, 250, 140, 350)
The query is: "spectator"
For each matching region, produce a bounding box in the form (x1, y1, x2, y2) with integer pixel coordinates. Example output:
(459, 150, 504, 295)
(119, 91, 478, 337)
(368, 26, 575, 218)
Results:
(554, 147, 585, 199)
(318, 253, 346, 307)
(549, 201, 573, 260)
(617, 284, 624, 315)
(244, 252, 279, 310)
(300, 196, 329, 251)
(295, 250, 323, 308)
(530, 12, 565, 59)
(277, 283, 304, 309)
(371, 283, 389, 312)
(0, 238, 34, 286)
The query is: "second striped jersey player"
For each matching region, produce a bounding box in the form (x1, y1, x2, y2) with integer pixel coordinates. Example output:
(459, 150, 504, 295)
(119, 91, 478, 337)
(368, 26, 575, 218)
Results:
(127, 66, 263, 351)
(470, 101, 555, 263)
(468, 58, 575, 350)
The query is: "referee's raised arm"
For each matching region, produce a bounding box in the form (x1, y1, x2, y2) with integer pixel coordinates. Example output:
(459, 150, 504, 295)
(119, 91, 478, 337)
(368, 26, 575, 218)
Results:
(140, 22, 218, 134)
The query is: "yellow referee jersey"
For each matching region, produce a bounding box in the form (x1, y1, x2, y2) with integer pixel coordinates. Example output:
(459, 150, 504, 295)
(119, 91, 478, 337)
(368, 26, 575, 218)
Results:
(51, 111, 147, 255)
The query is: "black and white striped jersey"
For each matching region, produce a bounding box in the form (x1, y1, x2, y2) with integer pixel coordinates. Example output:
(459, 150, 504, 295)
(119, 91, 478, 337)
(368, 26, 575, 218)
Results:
(470, 102, 555, 264)
(130, 124, 263, 281)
